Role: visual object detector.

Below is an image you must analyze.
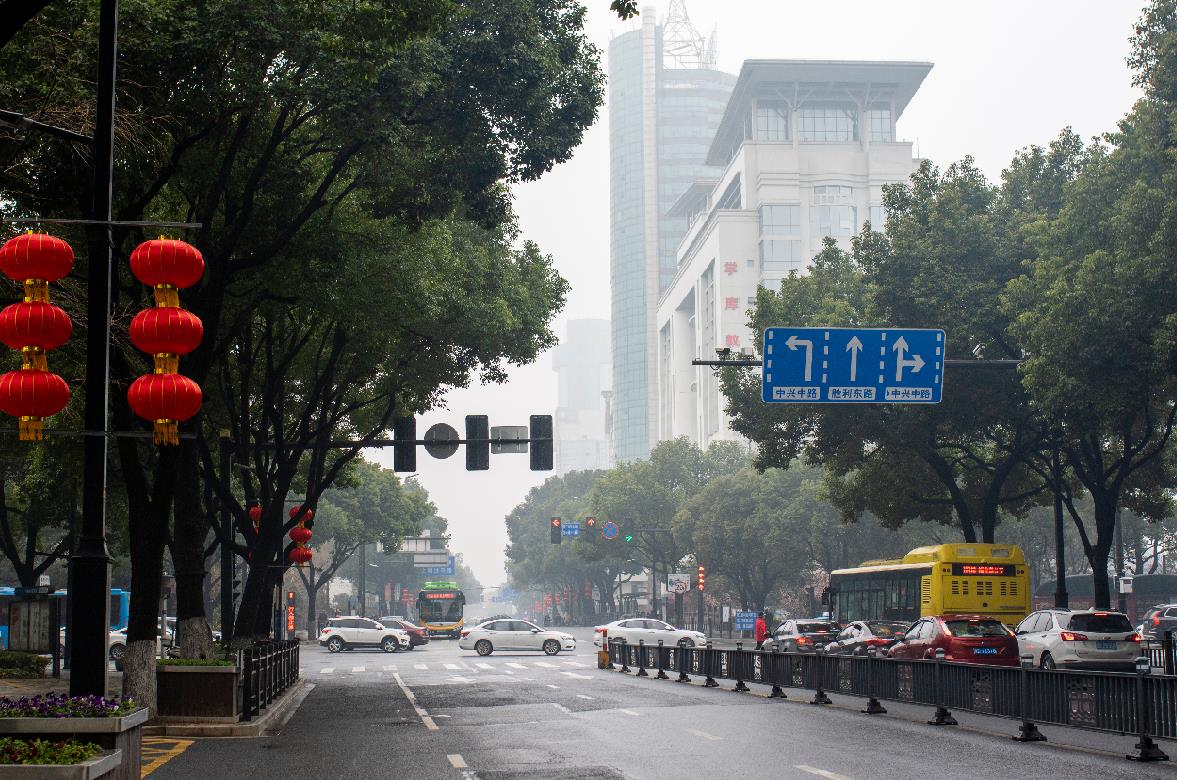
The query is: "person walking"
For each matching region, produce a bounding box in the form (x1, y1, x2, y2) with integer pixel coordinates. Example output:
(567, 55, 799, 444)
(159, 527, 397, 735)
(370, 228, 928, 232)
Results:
(755, 612, 769, 650)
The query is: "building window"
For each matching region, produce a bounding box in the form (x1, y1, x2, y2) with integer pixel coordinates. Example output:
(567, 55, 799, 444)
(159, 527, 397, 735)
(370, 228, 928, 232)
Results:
(754, 101, 789, 141)
(759, 239, 803, 275)
(759, 204, 800, 236)
(715, 175, 741, 210)
(811, 185, 856, 237)
(868, 205, 887, 231)
(797, 104, 858, 142)
(866, 107, 893, 142)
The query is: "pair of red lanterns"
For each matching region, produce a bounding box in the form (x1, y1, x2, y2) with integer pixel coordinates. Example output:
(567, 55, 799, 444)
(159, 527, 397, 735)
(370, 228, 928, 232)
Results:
(245, 505, 315, 566)
(0, 232, 203, 442)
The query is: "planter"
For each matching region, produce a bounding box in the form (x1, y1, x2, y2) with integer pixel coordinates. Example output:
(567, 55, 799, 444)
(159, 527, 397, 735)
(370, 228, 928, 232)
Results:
(0, 709, 146, 780)
(156, 665, 239, 722)
(0, 749, 122, 780)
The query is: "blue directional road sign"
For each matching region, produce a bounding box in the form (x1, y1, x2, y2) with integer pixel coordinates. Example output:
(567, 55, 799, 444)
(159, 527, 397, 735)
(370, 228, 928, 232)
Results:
(422, 555, 456, 577)
(561, 522, 581, 538)
(734, 610, 757, 631)
(762, 327, 945, 404)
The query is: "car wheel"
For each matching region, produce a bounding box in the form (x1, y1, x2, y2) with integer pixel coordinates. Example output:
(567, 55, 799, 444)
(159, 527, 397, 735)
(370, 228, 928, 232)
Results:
(475, 640, 493, 657)
(543, 639, 560, 656)
(327, 637, 345, 653)
(677, 638, 694, 649)
(381, 637, 399, 653)
(407, 644, 415, 651)
(109, 643, 125, 662)
(1040, 653, 1056, 670)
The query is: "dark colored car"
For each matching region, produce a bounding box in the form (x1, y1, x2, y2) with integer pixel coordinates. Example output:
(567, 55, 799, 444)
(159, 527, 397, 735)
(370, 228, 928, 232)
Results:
(825, 620, 910, 656)
(1140, 604, 1177, 641)
(377, 617, 429, 649)
(887, 614, 1018, 666)
(771, 620, 842, 653)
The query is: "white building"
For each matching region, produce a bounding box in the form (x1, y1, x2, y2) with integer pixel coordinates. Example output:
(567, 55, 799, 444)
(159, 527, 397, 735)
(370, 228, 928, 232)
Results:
(656, 59, 932, 449)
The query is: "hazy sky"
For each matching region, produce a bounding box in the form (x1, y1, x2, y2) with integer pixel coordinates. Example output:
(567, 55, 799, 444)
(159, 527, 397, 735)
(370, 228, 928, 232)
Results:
(369, 0, 1148, 588)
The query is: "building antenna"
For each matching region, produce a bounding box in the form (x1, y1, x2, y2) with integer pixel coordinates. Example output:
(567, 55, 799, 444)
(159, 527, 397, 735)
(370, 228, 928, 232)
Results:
(663, 0, 715, 70)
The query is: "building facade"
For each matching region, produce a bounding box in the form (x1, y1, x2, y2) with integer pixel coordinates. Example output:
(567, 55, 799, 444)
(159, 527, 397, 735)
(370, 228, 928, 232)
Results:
(552, 318, 613, 473)
(608, 2, 735, 463)
(656, 59, 933, 449)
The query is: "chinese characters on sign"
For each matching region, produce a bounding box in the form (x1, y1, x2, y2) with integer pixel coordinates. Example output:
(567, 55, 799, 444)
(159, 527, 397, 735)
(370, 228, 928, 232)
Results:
(723, 261, 738, 275)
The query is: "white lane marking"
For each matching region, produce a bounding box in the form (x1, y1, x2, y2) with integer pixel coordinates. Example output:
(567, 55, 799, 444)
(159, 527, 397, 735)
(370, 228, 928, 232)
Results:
(576, 694, 594, 700)
(546, 684, 560, 689)
(351, 666, 366, 673)
(393, 672, 438, 731)
(414, 663, 428, 670)
(688, 728, 722, 741)
(506, 662, 527, 669)
(560, 671, 593, 680)
(319, 668, 334, 674)
(503, 670, 515, 675)
(447, 755, 467, 769)
(444, 663, 462, 670)
(619, 709, 639, 717)
(476, 663, 493, 670)
(448, 676, 475, 684)
(551, 703, 572, 714)
(383, 665, 397, 672)
(534, 661, 559, 668)
(794, 767, 853, 780)
(561, 660, 585, 667)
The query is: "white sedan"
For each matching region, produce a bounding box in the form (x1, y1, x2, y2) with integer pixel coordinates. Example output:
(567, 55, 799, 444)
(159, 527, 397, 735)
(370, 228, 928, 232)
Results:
(593, 618, 706, 649)
(458, 619, 576, 656)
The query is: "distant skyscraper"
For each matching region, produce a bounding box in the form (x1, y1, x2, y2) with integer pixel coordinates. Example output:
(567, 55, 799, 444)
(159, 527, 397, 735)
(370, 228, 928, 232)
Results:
(552, 318, 613, 473)
(609, 1, 735, 463)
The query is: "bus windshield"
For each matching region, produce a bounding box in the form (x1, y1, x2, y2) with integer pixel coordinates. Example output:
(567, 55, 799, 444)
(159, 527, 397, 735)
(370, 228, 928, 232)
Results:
(418, 591, 464, 623)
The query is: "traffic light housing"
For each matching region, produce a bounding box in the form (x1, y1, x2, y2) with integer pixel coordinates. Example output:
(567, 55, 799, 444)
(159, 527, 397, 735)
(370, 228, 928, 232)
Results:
(466, 415, 490, 470)
(550, 517, 562, 544)
(584, 517, 597, 544)
(697, 565, 705, 591)
(530, 415, 553, 471)
(623, 529, 635, 543)
(393, 416, 416, 472)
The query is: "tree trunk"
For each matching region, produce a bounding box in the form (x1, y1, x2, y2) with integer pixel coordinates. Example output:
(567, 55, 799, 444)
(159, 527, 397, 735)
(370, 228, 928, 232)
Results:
(172, 442, 214, 658)
(122, 640, 158, 717)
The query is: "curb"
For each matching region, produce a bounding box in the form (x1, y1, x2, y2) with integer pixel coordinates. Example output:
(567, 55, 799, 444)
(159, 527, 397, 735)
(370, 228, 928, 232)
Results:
(141, 679, 312, 738)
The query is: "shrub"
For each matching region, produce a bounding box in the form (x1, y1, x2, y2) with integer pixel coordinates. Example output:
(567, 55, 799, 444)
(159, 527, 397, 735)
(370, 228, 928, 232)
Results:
(0, 737, 102, 765)
(0, 652, 49, 677)
(0, 694, 137, 718)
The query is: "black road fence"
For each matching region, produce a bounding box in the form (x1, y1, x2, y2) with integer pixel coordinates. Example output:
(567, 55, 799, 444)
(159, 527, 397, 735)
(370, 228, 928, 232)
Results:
(607, 637, 1174, 762)
(240, 639, 301, 722)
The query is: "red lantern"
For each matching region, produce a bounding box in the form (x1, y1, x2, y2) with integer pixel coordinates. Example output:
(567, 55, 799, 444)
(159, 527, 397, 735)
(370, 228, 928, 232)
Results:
(126, 373, 202, 445)
(0, 302, 72, 370)
(289, 506, 313, 521)
(289, 525, 312, 544)
(0, 368, 70, 440)
(248, 505, 262, 524)
(129, 307, 203, 373)
(0, 233, 74, 302)
(289, 546, 313, 566)
(129, 239, 204, 306)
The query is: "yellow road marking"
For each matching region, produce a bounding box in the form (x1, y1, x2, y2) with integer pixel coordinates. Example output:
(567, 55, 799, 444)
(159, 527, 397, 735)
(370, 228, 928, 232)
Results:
(141, 736, 194, 777)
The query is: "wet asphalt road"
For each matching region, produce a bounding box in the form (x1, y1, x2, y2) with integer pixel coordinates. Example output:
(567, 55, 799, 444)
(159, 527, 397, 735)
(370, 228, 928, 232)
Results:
(151, 627, 1177, 780)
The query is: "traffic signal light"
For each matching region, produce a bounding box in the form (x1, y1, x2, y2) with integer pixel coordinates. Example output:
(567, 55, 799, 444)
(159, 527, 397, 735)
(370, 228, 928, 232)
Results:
(550, 517, 562, 544)
(697, 565, 706, 591)
(584, 517, 597, 544)
(393, 416, 416, 472)
(623, 530, 635, 543)
(530, 415, 553, 471)
(466, 415, 489, 470)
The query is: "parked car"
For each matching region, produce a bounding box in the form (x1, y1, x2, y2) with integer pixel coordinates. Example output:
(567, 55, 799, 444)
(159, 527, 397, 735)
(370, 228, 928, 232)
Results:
(1140, 604, 1177, 641)
(377, 617, 429, 649)
(318, 617, 409, 653)
(824, 620, 910, 656)
(886, 615, 1018, 666)
(770, 620, 841, 653)
(593, 618, 706, 649)
(459, 619, 575, 656)
(1015, 609, 1141, 671)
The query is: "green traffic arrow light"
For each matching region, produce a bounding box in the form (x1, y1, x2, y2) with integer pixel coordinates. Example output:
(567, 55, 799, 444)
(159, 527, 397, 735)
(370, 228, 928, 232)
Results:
(624, 534, 634, 543)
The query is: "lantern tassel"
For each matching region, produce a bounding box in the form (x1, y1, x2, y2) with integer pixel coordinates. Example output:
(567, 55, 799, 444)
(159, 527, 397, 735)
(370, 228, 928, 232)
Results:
(18, 417, 43, 442)
(153, 419, 179, 446)
(21, 348, 47, 372)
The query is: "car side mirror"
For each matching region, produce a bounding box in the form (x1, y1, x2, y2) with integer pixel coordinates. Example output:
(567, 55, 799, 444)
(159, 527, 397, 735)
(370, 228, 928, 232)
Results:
(531, 628, 540, 633)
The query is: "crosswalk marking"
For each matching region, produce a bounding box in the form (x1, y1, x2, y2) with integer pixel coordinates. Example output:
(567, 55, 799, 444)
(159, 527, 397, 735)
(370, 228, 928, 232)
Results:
(534, 661, 559, 668)
(320, 668, 334, 674)
(444, 663, 462, 670)
(561, 671, 593, 680)
(476, 662, 493, 670)
(794, 767, 854, 780)
(448, 676, 474, 684)
(414, 663, 428, 670)
(351, 666, 366, 673)
(688, 728, 722, 741)
(561, 660, 585, 667)
(506, 662, 527, 669)
(383, 665, 397, 672)
(619, 709, 639, 716)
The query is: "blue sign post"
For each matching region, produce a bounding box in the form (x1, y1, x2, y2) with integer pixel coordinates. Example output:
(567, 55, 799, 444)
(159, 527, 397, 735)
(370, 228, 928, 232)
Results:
(561, 522, 581, 538)
(762, 327, 945, 404)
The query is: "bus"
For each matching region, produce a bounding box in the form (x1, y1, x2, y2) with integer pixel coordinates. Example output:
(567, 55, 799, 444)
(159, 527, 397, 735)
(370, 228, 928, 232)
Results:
(0, 588, 130, 648)
(415, 581, 466, 638)
(828, 544, 1030, 627)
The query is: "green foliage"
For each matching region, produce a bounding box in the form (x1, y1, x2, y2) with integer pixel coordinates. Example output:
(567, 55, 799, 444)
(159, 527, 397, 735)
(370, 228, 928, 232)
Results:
(0, 652, 48, 677)
(610, 0, 640, 19)
(0, 738, 102, 765)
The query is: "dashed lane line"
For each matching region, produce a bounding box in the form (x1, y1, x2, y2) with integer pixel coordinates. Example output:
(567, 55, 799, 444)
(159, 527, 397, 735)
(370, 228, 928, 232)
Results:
(393, 672, 438, 731)
(414, 663, 428, 670)
(687, 728, 722, 741)
(794, 767, 854, 780)
(545, 684, 560, 689)
(560, 671, 593, 680)
(351, 666, 366, 673)
(506, 662, 527, 669)
(618, 709, 640, 717)
(576, 694, 594, 700)
(319, 667, 334, 674)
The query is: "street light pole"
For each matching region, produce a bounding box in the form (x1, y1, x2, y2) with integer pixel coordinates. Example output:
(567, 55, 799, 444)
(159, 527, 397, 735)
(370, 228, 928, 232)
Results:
(358, 543, 366, 618)
(68, 0, 117, 697)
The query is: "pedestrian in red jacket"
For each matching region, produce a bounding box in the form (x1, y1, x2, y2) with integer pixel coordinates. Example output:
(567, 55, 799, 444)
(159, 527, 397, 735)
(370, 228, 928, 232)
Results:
(755, 613, 769, 649)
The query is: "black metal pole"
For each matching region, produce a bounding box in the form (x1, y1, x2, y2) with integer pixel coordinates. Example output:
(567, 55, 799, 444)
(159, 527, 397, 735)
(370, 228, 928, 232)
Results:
(358, 543, 366, 618)
(219, 436, 235, 647)
(1052, 446, 1068, 609)
(68, 0, 117, 697)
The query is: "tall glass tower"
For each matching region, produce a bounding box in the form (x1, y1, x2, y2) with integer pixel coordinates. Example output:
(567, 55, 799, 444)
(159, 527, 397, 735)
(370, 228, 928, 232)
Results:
(608, 1, 734, 462)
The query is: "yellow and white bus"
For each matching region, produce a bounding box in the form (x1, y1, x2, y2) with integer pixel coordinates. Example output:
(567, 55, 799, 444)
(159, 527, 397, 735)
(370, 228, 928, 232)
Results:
(828, 544, 1031, 626)
(415, 581, 466, 638)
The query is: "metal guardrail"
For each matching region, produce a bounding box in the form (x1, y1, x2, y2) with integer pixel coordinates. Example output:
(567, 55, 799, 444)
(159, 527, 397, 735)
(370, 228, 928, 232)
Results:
(607, 637, 1173, 761)
(240, 639, 300, 722)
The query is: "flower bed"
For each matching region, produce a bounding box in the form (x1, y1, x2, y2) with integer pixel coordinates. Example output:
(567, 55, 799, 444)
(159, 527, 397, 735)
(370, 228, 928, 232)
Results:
(0, 696, 145, 780)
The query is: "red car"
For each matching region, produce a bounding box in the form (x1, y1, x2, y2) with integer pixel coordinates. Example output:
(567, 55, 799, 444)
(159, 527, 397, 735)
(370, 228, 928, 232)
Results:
(886, 614, 1018, 666)
(378, 617, 429, 649)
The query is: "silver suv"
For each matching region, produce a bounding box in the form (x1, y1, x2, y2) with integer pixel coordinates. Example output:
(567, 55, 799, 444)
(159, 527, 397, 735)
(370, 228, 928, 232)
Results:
(1014, 608, 1141, 671)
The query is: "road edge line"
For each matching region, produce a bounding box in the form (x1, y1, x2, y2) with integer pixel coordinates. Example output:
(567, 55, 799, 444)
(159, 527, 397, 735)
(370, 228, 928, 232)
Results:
(394, 671, 439, 731)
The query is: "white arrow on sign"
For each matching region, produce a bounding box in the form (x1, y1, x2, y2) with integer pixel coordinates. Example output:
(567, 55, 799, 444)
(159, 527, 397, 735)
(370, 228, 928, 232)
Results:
(892, 336, 925, 382)
(845, 336, 863, 381)
(786, 335, 814, 381)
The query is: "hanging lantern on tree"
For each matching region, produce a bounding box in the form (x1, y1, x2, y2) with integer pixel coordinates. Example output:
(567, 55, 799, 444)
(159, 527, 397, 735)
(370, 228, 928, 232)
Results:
(126, 237, 204, 445)
(288, 513, 313, 567)
(289, 505, 313, 522)
(289, 545, 313, 566)
(0, 233, 75, 440)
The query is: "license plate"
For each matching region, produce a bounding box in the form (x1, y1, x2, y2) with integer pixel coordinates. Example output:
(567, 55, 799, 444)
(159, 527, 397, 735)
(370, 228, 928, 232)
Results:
(973, 648, 997, 655)
(1096, 640, 1117, 650)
